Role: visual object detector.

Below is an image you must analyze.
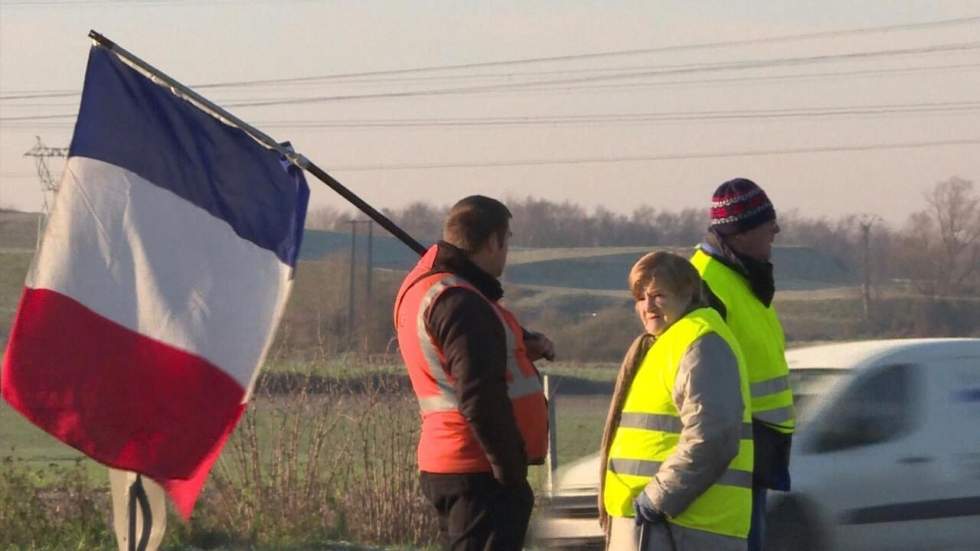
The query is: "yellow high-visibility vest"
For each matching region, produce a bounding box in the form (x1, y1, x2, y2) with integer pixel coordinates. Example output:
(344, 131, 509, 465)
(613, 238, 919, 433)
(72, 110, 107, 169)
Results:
(603, 307, 754, 538)
(691, 249, 796, 433)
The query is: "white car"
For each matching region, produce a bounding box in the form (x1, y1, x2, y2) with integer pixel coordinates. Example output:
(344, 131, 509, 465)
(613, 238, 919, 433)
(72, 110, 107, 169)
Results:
(532, 338, 980, 551)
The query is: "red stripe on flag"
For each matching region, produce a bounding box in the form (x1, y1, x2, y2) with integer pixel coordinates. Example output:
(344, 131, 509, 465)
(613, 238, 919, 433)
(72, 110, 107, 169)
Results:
(1, 287, 246, 518)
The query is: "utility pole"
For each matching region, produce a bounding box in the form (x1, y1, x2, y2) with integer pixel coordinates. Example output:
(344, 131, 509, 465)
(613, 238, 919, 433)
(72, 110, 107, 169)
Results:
(364, 220, 374, 355)
(346, 220, 375, 354)
(858, 215, 882, 321)
(24, 137, 70, 248)
(543, 375, 557, 496)
(347, 220, 358, 351)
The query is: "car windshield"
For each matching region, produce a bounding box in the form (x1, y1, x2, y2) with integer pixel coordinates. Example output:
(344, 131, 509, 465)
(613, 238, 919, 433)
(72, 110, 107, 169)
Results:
(790, 368, 849, 421)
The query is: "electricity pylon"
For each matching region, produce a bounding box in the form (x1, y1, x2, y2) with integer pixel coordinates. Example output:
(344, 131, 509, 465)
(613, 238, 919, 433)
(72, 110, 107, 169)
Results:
(24, 136, 69, 248)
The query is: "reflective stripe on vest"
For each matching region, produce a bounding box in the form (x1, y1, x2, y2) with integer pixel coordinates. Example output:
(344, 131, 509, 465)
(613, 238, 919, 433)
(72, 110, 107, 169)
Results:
(751, 374, 791, 398)
(415, 276, 460, 412)
(608, 458, 753, 489)
(412, 274, 543, 413)
(691, 249, 796, 434)
(618, 412, 754, 440)
(603, 307, 753, 539)
(754, 404, 795, 426)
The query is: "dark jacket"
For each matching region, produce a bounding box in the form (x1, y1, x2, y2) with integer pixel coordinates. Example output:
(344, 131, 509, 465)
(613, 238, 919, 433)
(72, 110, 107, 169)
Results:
(423, 242, 528, 485)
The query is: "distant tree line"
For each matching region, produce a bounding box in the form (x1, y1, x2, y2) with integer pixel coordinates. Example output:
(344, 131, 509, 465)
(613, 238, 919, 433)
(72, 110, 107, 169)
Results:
(307, 176, 979, 299)
(307, 199, 703, 247)
(287, 177, 980, 359)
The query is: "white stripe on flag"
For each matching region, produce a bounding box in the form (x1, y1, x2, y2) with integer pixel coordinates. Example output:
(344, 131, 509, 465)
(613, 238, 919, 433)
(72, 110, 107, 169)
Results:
(27, 156, 292, 391)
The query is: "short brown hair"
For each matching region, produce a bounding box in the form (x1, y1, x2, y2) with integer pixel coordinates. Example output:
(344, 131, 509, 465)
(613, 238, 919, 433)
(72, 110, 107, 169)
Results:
(628, 250, 703, 303)
(443, 195, 512, 253)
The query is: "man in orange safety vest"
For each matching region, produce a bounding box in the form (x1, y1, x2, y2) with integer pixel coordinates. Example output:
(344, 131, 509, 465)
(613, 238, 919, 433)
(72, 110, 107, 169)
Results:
(394, 195, 554, 550)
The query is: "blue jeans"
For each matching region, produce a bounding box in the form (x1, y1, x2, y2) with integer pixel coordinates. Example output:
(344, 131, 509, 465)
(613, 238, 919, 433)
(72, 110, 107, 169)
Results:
(748, 485, 767, 551)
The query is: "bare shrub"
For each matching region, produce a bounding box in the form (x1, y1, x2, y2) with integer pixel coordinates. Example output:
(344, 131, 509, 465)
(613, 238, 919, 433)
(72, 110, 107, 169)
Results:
(898, 177, 980, 297)
(210, 376, 346, 542)
(195, 357, 435, 548)
(333, 375, 437, 545)
(0, 457, 113, 549)
(200, 366, 352, 546)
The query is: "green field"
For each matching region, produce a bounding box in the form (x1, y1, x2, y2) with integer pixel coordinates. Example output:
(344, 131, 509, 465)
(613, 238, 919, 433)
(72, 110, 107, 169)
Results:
(0, 361, 617, 496)
(0, 210, 39, 251)
(0, 250, 31, 344)
(0, 360, 616, 550)
(0, 361, 616, 469)
(1, 402, 88, 464)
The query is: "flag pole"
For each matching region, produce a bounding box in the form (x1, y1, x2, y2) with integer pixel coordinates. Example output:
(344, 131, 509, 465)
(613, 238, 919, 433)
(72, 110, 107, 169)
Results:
(87, 30, 427, 256)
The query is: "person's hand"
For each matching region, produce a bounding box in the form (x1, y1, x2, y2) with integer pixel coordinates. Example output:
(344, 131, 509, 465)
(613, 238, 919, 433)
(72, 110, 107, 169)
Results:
(491, 462, 528, 488)
(634, 490, 665, 526)
(524, 331, 556, 362)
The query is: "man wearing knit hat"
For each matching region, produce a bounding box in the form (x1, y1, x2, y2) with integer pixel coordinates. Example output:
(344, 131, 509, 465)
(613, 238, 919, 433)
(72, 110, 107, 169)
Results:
(690, 178, 795, 551)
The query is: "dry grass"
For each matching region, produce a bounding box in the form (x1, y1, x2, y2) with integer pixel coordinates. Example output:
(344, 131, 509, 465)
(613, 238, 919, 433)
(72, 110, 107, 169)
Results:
(0, 457, 115, 550)
(188, 359, 437, 548)
(0, 358, 437, 549)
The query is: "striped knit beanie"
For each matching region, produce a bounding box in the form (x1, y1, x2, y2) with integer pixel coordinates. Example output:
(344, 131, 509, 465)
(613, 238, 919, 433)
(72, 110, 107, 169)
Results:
(709, 178, 776, 235)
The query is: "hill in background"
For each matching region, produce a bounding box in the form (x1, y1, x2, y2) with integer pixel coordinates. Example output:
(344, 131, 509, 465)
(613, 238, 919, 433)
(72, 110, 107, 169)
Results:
(0, 210, 40, 251)
(301, 230, 855, 291)
(0, 211, 896, 362)
(3, 213, 856, 292)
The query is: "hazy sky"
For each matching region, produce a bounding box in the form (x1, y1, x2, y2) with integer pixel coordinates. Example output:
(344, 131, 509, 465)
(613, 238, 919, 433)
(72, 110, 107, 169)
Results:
(1, 1, 978, 228)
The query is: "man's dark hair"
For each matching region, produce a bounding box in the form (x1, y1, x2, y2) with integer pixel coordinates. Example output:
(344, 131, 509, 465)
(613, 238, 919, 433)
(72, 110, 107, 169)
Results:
(443, 195, 512, 254)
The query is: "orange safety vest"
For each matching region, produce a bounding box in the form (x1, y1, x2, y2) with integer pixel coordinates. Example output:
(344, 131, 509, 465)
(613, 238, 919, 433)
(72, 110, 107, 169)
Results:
(394, 245, 549, 473)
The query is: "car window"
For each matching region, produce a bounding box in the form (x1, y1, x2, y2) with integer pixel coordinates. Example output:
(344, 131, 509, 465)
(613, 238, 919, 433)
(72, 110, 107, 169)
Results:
(808, 363, 917, 453)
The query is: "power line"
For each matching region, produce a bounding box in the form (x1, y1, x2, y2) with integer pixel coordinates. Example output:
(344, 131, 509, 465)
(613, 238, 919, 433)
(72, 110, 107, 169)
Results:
(213, 51, 980, 89)
(7, 99, 980, 126)
(6, 60, 980, 110)
(217, 102, 980, 129)
(514, 62, 980, 95)
(1, 114, 78, 122)
(253, 101, 980, 128)
(269, 57, 980, 86)
(0, 90, 79, 100)
(26, 38, 980, 111)
(324, 138, 980, 172)
(3, 15, 979, 100)
(208, 41, 980, 108)
(5, 62, 980, 127)
(105, 14, 980, 88)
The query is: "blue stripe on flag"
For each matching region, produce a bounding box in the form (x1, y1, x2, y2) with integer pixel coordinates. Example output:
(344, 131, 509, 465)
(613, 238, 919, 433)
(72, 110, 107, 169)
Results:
(68, 47, 309, 266)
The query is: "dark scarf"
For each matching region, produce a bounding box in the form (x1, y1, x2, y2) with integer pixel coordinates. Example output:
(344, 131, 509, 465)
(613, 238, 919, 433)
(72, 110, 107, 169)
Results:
(431, 241, 504, 301)
(702, 231, 775, 307)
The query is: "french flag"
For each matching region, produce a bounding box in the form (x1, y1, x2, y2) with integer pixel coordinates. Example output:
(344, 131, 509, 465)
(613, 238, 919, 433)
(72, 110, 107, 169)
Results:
(1, 46, 309, 518)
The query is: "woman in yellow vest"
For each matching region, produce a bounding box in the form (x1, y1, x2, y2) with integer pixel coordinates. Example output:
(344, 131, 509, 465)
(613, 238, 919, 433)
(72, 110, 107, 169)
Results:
(599, 251, 754, 551)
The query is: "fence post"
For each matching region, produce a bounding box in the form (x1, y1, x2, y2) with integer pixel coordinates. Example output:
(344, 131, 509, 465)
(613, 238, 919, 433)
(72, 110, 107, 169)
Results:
(544, 374, 558, 496)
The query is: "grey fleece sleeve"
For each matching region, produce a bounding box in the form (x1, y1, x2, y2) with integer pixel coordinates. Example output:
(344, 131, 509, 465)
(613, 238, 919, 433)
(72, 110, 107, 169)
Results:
(643, 333, 745, 518)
